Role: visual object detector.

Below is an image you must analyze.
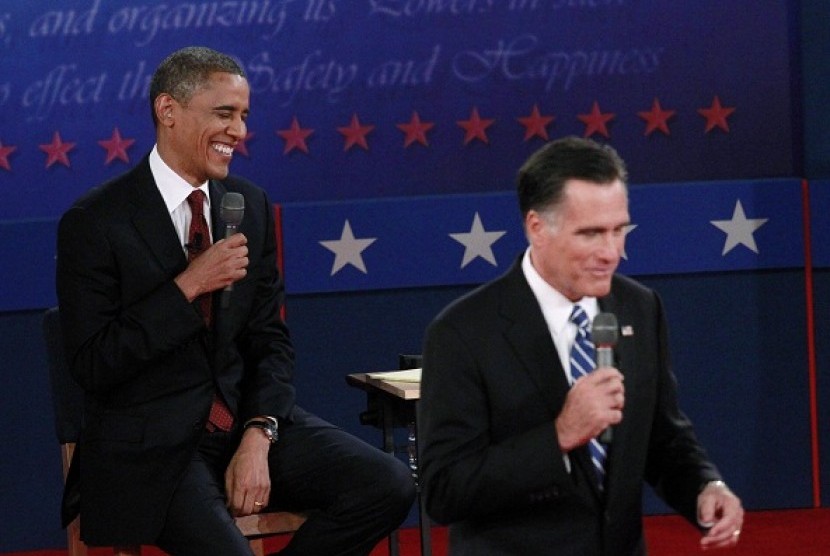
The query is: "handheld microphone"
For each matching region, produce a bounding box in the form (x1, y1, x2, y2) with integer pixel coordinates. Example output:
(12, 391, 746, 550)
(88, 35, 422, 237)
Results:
(219, 192, 245, 308)
(592, 312, 619, 444)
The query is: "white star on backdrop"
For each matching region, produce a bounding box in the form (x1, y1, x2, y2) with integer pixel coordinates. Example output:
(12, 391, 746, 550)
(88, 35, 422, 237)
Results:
(319, 220, 377, 275)
(621, 224, 637, 260)
(710, 200, 769, 255)
(449, 212, 507, 268)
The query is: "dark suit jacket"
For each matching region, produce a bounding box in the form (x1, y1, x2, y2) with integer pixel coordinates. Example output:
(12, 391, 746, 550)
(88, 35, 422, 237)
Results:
(418, 256, 721, 556)
(56, 157, 295, 545)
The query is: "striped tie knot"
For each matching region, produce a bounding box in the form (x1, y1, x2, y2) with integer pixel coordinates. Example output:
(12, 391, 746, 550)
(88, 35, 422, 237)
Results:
(570, 304, 592, 338)
(569, 305, 596, 379)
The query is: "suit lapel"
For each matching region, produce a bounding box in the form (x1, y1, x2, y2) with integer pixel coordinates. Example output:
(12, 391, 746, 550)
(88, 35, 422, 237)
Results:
(597, 280, 630, 499)
(129, 158, 187, 275)
(208, 180, 231, 333)
(499, 260, 605, 500)
(208, 180, 229, 242)
(498, 259, 571, 416)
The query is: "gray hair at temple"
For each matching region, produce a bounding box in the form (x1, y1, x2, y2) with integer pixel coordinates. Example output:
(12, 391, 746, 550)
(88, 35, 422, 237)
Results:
(149, 46, 246, 127)
(517, 136, 629, 222)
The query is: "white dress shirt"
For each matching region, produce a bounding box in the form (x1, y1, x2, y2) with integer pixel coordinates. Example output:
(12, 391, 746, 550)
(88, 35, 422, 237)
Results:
(521, 248, 598, 384)
(521, 248, 599, 468)
(149, 145, 212, 256)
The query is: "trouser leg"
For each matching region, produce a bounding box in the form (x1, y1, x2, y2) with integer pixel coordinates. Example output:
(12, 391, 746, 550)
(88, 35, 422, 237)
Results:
(268, 408, 416, 556)
(156, 431, 252, 556)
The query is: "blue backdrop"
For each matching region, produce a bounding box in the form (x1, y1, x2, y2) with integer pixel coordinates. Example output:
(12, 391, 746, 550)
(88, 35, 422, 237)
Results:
(0, 0, 796, 223)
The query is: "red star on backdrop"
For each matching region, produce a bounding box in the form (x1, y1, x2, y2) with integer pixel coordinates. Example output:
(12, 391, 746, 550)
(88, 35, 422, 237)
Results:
(0, 141, 17, 171)
(698, 96, 735, 133)
(517, 104, 555, 141)
(577, 101, 615, 138)
(10, 98, 749, 173)
(234, 131, 255, 157)
(457, 107, 495, 145)
(277, 117, 314, 154)
(39, 131, 76, 168)
(97, 128, 135, 165)
(637, 98, 676, 136)
(337, 114, 375, 151)
(397, 111, 435, 148)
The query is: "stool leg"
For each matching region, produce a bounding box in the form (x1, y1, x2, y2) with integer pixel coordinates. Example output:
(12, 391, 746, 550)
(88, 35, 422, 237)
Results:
(67, 517, 86, 556)
(249, 538, 265, 556)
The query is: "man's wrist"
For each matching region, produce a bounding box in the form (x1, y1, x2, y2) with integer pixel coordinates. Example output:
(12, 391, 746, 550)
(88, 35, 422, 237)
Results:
(244, 416, 279, 444)
(700, 479, 728, 493)
(554, 417, 577, 453)
(174, 272, 200, 302)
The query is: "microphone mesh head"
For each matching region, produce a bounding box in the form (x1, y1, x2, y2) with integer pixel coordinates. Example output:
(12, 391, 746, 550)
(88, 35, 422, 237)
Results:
(220, 192, 245, 226)
(592, 312, 619, 346)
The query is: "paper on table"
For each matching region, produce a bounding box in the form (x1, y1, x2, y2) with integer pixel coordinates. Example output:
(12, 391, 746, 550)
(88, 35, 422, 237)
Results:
(367, 369, 422, 383)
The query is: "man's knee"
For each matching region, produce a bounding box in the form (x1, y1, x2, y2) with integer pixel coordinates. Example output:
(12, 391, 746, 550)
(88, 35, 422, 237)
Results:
(374, 454, 417, 519)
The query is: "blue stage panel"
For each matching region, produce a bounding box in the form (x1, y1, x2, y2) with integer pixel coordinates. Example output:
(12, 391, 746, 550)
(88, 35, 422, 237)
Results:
(809, 180, 830, 268)
(0, 219, 58, 311)
(280, 178, 806, 295)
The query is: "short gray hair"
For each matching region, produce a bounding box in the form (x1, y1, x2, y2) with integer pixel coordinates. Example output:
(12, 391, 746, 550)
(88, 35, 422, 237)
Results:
(517, 136, 628, 219)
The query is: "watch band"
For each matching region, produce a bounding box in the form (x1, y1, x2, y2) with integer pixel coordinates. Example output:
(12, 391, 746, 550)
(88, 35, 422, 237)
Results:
(244, 418, 278, 443)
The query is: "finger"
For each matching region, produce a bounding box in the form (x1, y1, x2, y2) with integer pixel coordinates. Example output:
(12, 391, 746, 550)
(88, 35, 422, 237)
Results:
(608, 408, 623, 425)
(701, 528, 741, 549)
(245, 492, 259, 516)
(590, 367, 623, 380)
(224, 474, 236, 510)
(223, 232, 248, 246)
(252, 492, 269, 513)
(697, 495, 718, 526)
(614, 390, 625, 409)
(592, 372, 625, 395)
(226, 475, 249, 516)
(700, 511, 742, 548)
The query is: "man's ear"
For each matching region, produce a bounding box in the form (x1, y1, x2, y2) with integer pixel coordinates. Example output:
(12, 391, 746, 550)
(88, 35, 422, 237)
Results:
(155, 94, 175, 126)
(525, 210, 545, 244)
(526, 209, 560, 251)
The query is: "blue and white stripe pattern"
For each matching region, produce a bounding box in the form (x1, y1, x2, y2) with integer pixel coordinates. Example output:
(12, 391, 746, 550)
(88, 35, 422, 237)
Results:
(568, 304, 607, 489)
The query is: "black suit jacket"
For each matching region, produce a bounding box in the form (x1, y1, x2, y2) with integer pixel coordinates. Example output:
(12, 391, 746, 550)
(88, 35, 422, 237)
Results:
(56, 157, 295, 545)
(418, 256, 721, 556)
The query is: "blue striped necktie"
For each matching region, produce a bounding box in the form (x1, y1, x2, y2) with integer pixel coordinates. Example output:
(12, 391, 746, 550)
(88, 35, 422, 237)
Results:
(569, 304, 607, 488)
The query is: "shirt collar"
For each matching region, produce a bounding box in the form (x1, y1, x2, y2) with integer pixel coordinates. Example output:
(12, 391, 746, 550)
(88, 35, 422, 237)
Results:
(521, 247, 598, 337)
(149, 145, 210, 214)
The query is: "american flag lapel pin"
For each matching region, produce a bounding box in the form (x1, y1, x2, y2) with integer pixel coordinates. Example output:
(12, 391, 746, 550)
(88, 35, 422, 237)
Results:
(621, 325, 634, 337)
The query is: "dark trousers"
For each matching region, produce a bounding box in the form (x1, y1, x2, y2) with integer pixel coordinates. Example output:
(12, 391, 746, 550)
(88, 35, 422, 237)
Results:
(156, 407, 416, 556)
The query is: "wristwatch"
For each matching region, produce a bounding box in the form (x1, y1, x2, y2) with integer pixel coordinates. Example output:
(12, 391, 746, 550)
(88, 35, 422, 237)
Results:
(244, 416, 279, 444)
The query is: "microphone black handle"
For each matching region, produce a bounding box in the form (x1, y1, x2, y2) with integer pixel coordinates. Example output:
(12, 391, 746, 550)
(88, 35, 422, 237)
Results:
(597, 345, 615, 444)
(221, 225, 238, 308)
(599, 427, 613, 444)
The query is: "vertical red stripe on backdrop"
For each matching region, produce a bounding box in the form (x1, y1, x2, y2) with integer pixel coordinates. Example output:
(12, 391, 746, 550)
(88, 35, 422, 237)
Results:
(273, 204, 286, 322)
(802, 179, 820, 508)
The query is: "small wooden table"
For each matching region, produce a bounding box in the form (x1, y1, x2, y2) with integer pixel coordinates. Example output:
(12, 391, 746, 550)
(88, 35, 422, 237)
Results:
(346, 370, 431, 556)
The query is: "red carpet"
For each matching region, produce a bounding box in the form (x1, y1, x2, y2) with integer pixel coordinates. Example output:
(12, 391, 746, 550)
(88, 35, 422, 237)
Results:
(4, 509, 829, 555)
(386, 509, 830, 555)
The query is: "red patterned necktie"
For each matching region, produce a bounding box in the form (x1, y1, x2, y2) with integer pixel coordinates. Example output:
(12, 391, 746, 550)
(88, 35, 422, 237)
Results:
(185, 190, 212, 325)
(185, 190, 234, 432)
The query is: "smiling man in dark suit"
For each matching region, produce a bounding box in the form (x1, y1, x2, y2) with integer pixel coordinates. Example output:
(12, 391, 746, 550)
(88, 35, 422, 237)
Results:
(56, 46, 414, 556)
(418, 136, 743, 555)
